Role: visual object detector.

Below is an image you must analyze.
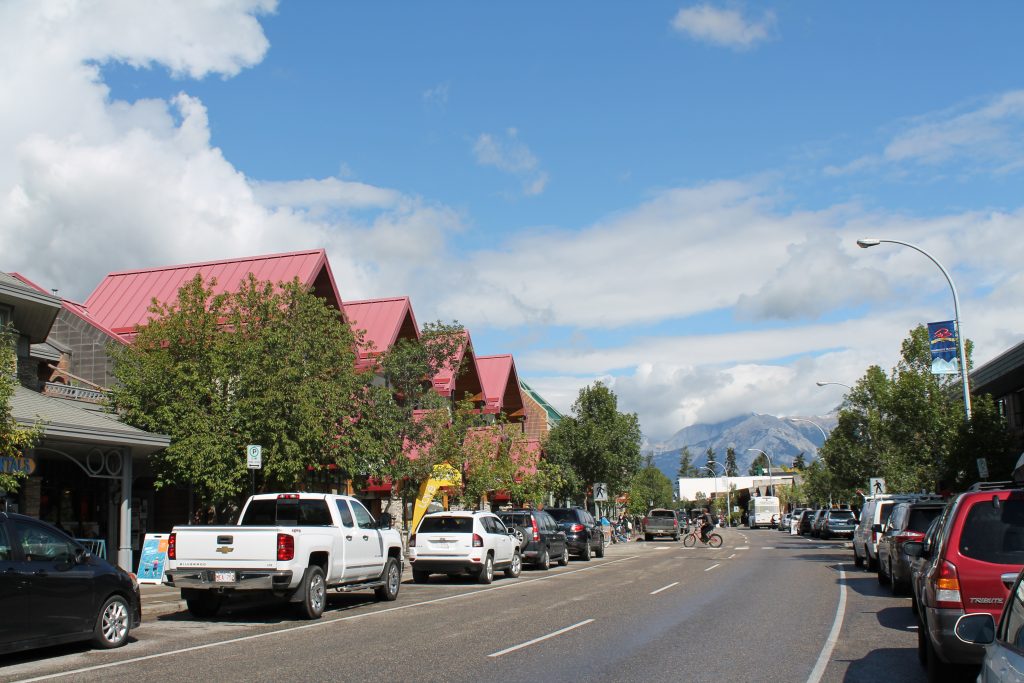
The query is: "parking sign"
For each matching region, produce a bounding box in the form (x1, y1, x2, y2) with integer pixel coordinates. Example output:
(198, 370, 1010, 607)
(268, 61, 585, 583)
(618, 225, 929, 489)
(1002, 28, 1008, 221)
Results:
(247, 444, 262, 470)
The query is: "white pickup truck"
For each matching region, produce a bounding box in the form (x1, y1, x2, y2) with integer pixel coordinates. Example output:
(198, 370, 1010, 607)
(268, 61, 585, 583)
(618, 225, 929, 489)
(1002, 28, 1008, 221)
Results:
(164, 493, 404, 619)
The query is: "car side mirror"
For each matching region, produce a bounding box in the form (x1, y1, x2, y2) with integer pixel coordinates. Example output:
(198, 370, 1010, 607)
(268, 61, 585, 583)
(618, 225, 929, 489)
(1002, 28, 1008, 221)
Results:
(72, 546, 91, 565)
(954, 613, 996, 646)
(378, 512, 393, 530)
(507, 526, 517, 535)
(904, 541, 923, 558)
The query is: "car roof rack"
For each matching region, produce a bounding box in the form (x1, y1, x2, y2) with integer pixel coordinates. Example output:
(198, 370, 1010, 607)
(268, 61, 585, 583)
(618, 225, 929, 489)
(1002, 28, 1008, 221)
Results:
(966, 481, 1022, 491)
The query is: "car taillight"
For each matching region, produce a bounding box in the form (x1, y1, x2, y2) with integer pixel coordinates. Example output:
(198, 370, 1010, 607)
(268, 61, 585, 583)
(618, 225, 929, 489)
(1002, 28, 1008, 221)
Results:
(472, 533, 484, 548)
(277, 533, 295, 561)
(409, 534, 416, 547)
(570, 523, 584, 533)
(673, 519, 679, 528)
(277, 493, 300, 499)
(933, 559, 962, 609)
(531, 517, 540, 542)
(896, 530, 925, 542)
(643, 517, 649, 527)
(168, 532, 176, 560)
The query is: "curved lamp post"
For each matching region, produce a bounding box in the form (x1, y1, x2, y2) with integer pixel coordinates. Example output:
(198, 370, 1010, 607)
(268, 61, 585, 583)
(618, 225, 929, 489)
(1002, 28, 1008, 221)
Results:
(787, 417, 828, 442)
(856, 238, 972, 422)
(816, 381, 852, 391)
(747, 448, 775, 495)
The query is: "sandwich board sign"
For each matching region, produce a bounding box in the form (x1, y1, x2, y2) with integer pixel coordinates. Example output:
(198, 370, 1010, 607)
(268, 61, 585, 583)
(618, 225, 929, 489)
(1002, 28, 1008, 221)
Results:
(869, 478, 886, 495)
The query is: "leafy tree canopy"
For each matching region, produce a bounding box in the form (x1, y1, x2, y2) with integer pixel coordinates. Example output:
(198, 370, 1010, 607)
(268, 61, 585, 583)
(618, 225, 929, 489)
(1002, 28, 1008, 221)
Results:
(626, 465, 674, 515)
(0, 326, 42, 493)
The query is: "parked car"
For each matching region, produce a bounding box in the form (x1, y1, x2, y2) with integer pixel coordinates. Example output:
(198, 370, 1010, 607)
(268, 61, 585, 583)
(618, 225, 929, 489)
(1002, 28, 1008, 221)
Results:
(789, 508, 808, 534)
(908, 481, 1024, 682)
(877, 500, 946, 593)
(642, 508, 681, 542)
(409, 510, 522, 584)
(910, 513, 950, 634)
(546, 507, 605, 560)
(777, 513, 792, 532)
(798, 509, 816, 535)
(953, 566, 1024, 683)
(810, 510, 828, 538)
(0, 511, 141, 655)
(496, 509, 568, 569)
(166, 493, 404, 618)
(819, 509, 858, 540)
(854, 494, 942, 570)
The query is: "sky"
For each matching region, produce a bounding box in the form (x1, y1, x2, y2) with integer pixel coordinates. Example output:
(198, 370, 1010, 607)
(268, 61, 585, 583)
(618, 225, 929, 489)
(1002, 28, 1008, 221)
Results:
(3, 1, 1024, 442)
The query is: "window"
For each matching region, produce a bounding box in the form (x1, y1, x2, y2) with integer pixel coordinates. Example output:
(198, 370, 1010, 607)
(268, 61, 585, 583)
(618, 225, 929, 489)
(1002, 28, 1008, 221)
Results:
(240, 498, 333, 527)
(14, 520, 75, 563)
(350, 501, 376, 529)
(485, 516, 505, 535)
(546, 509, 573, 523)
(650, 510, 676, 518)
(959, 498, 1024, 565)
(908, 507, 942, 533)
(417, 516, 473, 534)
(0, 524, 10, 561)
(1001, 578, 1024, 650)
(829, 511, 855, 520)
(335, 501, 354, 528)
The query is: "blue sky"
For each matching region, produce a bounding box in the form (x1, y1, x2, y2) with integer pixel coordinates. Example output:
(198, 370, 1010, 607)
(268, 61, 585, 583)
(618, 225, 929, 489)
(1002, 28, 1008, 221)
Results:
(3, 2, 1024, 440)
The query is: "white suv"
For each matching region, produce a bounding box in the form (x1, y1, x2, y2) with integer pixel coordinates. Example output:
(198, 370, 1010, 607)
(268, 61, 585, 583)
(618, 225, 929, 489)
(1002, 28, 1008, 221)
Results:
(409, 511, 522, 584)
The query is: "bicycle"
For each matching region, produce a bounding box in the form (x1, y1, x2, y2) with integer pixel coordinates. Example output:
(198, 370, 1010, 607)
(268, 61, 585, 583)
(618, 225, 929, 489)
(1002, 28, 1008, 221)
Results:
(682, 527, 723, 548)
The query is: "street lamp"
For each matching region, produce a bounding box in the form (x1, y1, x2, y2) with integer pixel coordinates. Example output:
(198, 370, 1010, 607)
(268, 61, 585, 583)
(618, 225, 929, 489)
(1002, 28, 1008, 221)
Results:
(700, 462, 731, 526)
(747, 448, 775, 495)
(788, 417, 828, 442)
(816, 381, 852, 390)
(856, 237, 972, 421)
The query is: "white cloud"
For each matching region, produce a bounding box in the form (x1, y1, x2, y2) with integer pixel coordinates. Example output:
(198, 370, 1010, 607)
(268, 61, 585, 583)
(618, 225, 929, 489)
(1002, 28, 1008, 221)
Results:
(252, 178, 402, 211)
(670, 4, 776, 50)
(472, 128, 548, 196)
(422, 81, 450, 107)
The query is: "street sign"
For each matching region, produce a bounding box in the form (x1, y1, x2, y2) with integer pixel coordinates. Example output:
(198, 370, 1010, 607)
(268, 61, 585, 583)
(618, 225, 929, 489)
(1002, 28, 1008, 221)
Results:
(247, 444, 262, 470)
(594, 482, 608, 502)
(977, 458, 989, 479)
(869, 477, 886, 495)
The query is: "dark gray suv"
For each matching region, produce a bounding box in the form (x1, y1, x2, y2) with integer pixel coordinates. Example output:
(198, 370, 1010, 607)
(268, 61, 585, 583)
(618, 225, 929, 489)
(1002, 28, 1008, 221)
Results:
(545, 507, 605, 560)
(496, 509, 569, 569)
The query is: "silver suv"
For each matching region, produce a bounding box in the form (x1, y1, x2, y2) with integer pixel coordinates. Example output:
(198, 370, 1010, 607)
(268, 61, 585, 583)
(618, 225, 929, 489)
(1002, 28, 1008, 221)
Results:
(853, 494, 943, 570)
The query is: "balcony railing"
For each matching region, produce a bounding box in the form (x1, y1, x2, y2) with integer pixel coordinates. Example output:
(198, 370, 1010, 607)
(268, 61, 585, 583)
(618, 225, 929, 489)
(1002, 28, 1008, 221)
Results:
(43, 382, 107, 403)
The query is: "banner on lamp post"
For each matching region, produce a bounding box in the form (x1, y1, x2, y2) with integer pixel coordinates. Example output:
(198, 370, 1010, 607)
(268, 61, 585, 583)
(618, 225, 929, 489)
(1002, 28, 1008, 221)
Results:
(927, 321, 960, 375)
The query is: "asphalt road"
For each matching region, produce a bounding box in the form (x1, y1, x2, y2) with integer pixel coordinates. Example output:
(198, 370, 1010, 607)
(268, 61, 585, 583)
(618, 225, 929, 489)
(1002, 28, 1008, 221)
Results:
(0, 529, 930, 683)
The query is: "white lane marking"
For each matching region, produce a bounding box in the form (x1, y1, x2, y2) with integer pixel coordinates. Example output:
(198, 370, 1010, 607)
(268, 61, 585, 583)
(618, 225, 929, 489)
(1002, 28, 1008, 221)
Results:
(487, 619, 595, 658)
(650, 581, 679, 595)
(704, 563, 720, 572)
(10, 556, 639, 683)
(728, 553, 737, 559)
(806, 563, 848, 683)
(736, 546, 749, 550)
(653, 546, 670, 550)
(761, 546, 775, 550)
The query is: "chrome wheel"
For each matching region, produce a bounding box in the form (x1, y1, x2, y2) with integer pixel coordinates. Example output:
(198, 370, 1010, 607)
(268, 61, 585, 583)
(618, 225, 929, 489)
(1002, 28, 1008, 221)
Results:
(101, 599, 129, 644)
(310, 572, 325, 613)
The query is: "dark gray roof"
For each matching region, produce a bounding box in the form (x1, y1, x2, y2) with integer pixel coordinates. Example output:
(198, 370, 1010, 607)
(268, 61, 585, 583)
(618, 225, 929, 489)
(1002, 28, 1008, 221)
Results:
(971, 339, 1024, 399)
(0, 272, 61, 343)
(11, 385, 170, 454)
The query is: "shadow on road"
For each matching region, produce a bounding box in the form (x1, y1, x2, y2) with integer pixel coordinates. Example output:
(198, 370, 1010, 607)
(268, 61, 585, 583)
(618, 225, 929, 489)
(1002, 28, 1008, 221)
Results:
(841, 647, 927, 683)
(875, 605, 917, 631)
(155, 591, 379, 623)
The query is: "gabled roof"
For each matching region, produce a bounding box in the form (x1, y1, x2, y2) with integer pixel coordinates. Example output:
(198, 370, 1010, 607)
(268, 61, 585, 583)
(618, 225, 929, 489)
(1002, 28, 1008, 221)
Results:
(84, 249, 342, 340)
(342, 297, 419, 370)
(431, 330, 484, 403)
(477, 354, 526, 418)
(12, 273, 127, 346)
(519, 379, 563, 424)
(0, 272, 61, 343)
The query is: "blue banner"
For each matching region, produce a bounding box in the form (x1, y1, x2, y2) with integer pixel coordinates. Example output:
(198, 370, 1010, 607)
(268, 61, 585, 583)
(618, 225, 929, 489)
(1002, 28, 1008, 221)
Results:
(928, 321, 959, 375)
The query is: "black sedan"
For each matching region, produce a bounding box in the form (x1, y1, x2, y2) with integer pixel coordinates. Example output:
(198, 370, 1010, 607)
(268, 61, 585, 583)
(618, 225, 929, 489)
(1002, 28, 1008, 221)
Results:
(0, 511, 141, 655)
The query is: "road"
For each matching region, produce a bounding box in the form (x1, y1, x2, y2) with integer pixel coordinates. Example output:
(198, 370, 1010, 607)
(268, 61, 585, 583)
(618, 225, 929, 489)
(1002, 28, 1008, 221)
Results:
(0, 529, 928, 683)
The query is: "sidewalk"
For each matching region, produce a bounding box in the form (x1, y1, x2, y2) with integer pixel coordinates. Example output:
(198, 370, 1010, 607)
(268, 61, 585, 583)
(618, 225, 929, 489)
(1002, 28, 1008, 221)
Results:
(140, 582, 186, 617)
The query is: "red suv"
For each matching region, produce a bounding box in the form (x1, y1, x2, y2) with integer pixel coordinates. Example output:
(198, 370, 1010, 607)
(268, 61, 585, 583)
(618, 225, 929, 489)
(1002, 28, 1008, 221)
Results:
(908, 482, 1024, 682)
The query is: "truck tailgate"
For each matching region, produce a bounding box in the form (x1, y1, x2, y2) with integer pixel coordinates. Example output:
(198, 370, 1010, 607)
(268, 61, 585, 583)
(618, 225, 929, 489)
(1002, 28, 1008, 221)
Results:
(172, 526, 282, 568)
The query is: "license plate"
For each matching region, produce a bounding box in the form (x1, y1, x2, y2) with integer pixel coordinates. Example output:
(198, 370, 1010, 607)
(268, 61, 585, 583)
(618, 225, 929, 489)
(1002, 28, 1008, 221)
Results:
(432, 543, 449, 549)
(214, 571, 236, 583)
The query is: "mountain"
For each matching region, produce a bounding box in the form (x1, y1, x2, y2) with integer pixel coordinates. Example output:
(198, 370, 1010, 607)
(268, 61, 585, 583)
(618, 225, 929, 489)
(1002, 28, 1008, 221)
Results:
(646, 413, 838, 481)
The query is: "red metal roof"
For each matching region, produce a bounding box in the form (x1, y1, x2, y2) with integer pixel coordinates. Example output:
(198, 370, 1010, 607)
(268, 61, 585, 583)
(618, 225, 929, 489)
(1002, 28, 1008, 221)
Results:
(477, 354, 526, 417)
(430, 329, 473, 397)
(342, 297, 419, 370)
(84, 249, 342, 339)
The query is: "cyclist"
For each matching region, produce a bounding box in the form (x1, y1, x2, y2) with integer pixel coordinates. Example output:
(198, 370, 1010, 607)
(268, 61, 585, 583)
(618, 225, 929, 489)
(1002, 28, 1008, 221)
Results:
(699, 507, 715, 543)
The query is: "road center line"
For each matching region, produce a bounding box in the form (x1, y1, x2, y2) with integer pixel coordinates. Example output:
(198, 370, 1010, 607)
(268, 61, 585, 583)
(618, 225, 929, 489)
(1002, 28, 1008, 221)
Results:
(649, 581, 679, 595)
(735, 546, 749, 550)
(11, 556, 640, 683)
(704, 563, 720, 572)
(487, 619, 595, 658)
(727, 553, 736, 559)
(806, 563, 848, 683)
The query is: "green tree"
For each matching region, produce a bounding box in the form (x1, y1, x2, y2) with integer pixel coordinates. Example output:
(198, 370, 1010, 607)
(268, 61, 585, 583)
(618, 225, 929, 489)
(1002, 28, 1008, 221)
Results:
(626, 464, 674, 515)
(725, 447, 739, 476)
(0, 327, 42, 494)
(703, 447, 717, 477)
(792, 453, 807, 470)
(544, 382, 643, 507)
(110, 275, 363, 518)
(818, 325, 1012, 494)
(677, 446, 697, 478)
(748, 452, 771, 476)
